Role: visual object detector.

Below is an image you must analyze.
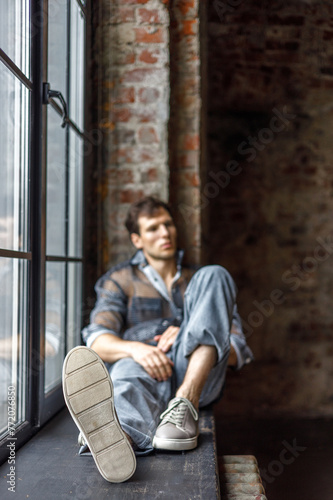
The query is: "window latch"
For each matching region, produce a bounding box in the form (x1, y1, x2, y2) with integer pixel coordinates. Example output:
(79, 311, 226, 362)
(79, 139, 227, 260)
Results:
(42, 82, 69, 128)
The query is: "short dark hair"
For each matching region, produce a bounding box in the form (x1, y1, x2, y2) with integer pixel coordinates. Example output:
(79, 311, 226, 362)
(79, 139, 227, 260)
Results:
(125, 196, 173, 235)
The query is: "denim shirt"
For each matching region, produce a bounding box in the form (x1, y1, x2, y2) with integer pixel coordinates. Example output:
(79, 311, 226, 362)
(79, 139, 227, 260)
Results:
(82, 250, 195, 348)
(82, 250, 244, 350)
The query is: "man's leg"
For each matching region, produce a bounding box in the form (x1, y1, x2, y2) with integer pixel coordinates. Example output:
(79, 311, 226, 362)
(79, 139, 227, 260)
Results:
(174, 265, 236, 403)
(109, 357, 172, 452)
(174, 344, 217, 409)
(153, 265, 236, 450)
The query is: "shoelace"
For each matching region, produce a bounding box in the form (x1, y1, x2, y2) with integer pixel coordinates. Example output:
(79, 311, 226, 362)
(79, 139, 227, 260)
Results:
(159, 397, 198, 427)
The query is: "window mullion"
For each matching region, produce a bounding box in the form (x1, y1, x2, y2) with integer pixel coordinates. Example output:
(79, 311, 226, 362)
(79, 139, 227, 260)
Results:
(29, 0, 46, 429)
(64, 0, 71, 356)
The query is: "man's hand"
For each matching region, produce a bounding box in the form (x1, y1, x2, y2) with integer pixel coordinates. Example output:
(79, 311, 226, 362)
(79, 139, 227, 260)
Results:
(131, 342, 174, 381)
(227, 344, 238, 367)
(154, 326, 180, 353)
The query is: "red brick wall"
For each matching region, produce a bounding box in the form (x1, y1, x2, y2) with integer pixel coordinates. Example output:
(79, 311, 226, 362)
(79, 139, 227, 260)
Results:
(90, 0, 171, 269)
(89, 0, 204, 269)
(207, 1, 333, 416)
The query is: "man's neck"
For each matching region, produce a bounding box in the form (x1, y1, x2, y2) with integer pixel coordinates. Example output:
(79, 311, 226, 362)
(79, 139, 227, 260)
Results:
(143, 252, 177, 286)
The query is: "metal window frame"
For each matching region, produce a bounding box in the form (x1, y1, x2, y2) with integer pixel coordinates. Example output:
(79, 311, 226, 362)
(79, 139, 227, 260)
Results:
(0, 0, 87, 464)
(0, 0, 43, 466)
(0, 49, 33, 90)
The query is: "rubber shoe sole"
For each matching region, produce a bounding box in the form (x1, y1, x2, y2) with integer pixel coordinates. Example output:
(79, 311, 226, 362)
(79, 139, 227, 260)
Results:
(153, 434, 198, 451)
(62, 346, 136, 483)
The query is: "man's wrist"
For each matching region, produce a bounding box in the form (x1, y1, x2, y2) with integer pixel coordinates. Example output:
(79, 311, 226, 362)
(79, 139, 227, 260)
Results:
(123, 340, 140, 358)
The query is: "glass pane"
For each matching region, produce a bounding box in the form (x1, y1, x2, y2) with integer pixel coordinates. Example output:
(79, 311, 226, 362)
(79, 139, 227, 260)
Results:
(0, 0, 30, 77)
(69, 0, 85, 130)
(67, 262, 82, 352)
(0, 258, 27, 435)
(46, 105, 66, 256)
(45, 262, 66, 393)
(48, 0, 68, 101)
(0, 62, 29, 252)
(68, 130, 83, 258)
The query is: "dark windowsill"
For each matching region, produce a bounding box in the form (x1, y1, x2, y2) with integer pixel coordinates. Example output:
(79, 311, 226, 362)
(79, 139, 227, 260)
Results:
(0, 408, 220, 499)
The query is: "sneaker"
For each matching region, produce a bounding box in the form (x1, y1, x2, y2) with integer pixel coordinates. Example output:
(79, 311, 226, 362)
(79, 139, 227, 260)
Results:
(152, 397, 199, 451)
(62, 346, 136, 483)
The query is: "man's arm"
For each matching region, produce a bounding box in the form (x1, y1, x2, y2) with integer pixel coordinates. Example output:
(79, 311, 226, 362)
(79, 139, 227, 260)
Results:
(229, 306, 254, 369)
(227, 335, 238, 367)
(84, 271, 174, 381)
(154, 325, 239, 367)
(91, 333, 173, 382)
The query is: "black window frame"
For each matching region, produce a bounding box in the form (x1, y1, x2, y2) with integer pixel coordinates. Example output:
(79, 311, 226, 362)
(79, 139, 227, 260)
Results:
(0, 0, 88, 465)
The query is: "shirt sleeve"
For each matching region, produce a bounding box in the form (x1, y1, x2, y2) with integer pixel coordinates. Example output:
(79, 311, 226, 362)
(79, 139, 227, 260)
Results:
(82, 273, 127, 348)
(230, 304, 254, 370)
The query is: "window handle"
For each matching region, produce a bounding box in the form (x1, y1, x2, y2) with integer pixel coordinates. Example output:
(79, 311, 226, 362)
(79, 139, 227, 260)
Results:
(42, 82, 69, 128)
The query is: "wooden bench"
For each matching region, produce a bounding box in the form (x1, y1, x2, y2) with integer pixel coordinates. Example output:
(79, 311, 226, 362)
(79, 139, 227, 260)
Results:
(0, 407, 267, 499)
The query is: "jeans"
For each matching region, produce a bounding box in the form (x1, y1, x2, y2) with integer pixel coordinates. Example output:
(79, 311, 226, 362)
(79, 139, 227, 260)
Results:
(108, 265, 237, 454)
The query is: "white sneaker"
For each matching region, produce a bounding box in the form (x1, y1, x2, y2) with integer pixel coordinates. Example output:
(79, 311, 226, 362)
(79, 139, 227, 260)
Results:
(62, 346, 136, 483)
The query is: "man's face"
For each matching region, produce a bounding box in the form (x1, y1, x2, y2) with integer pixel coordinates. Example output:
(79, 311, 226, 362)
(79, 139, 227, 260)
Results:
(131, 208, 177, 262)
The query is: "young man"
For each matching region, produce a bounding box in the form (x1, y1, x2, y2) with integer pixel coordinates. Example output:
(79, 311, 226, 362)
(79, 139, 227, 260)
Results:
(62, 197, 253, 483)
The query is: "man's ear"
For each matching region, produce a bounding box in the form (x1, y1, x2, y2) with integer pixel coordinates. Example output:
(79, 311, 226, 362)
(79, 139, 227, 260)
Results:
(131, 232, 143, 249)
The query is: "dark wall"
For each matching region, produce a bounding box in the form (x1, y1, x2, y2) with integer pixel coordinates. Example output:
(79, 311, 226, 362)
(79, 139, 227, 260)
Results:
(207, 1, 333, 416)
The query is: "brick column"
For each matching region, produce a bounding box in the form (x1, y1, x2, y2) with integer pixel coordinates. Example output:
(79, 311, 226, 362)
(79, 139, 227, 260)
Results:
(92, 0, 170, 268)
(168, 0, 206, 266)
(89, 0, 206, 270)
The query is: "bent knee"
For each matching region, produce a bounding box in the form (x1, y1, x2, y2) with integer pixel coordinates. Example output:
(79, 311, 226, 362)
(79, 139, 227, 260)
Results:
(188, 265, 237, 297)
(194, 264, 232, 281)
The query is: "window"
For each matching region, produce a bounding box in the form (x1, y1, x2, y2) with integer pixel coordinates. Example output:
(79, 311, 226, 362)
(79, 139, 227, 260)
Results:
(0, 0, 86, 462)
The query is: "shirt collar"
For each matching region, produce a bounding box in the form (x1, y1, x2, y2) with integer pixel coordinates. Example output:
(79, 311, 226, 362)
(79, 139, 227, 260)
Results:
(130, 249, 184, 269)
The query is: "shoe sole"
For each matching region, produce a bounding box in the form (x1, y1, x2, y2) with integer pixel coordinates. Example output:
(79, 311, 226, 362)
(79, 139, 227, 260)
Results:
(152, 435, 198, 451)
(62, 346, 136, 483)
